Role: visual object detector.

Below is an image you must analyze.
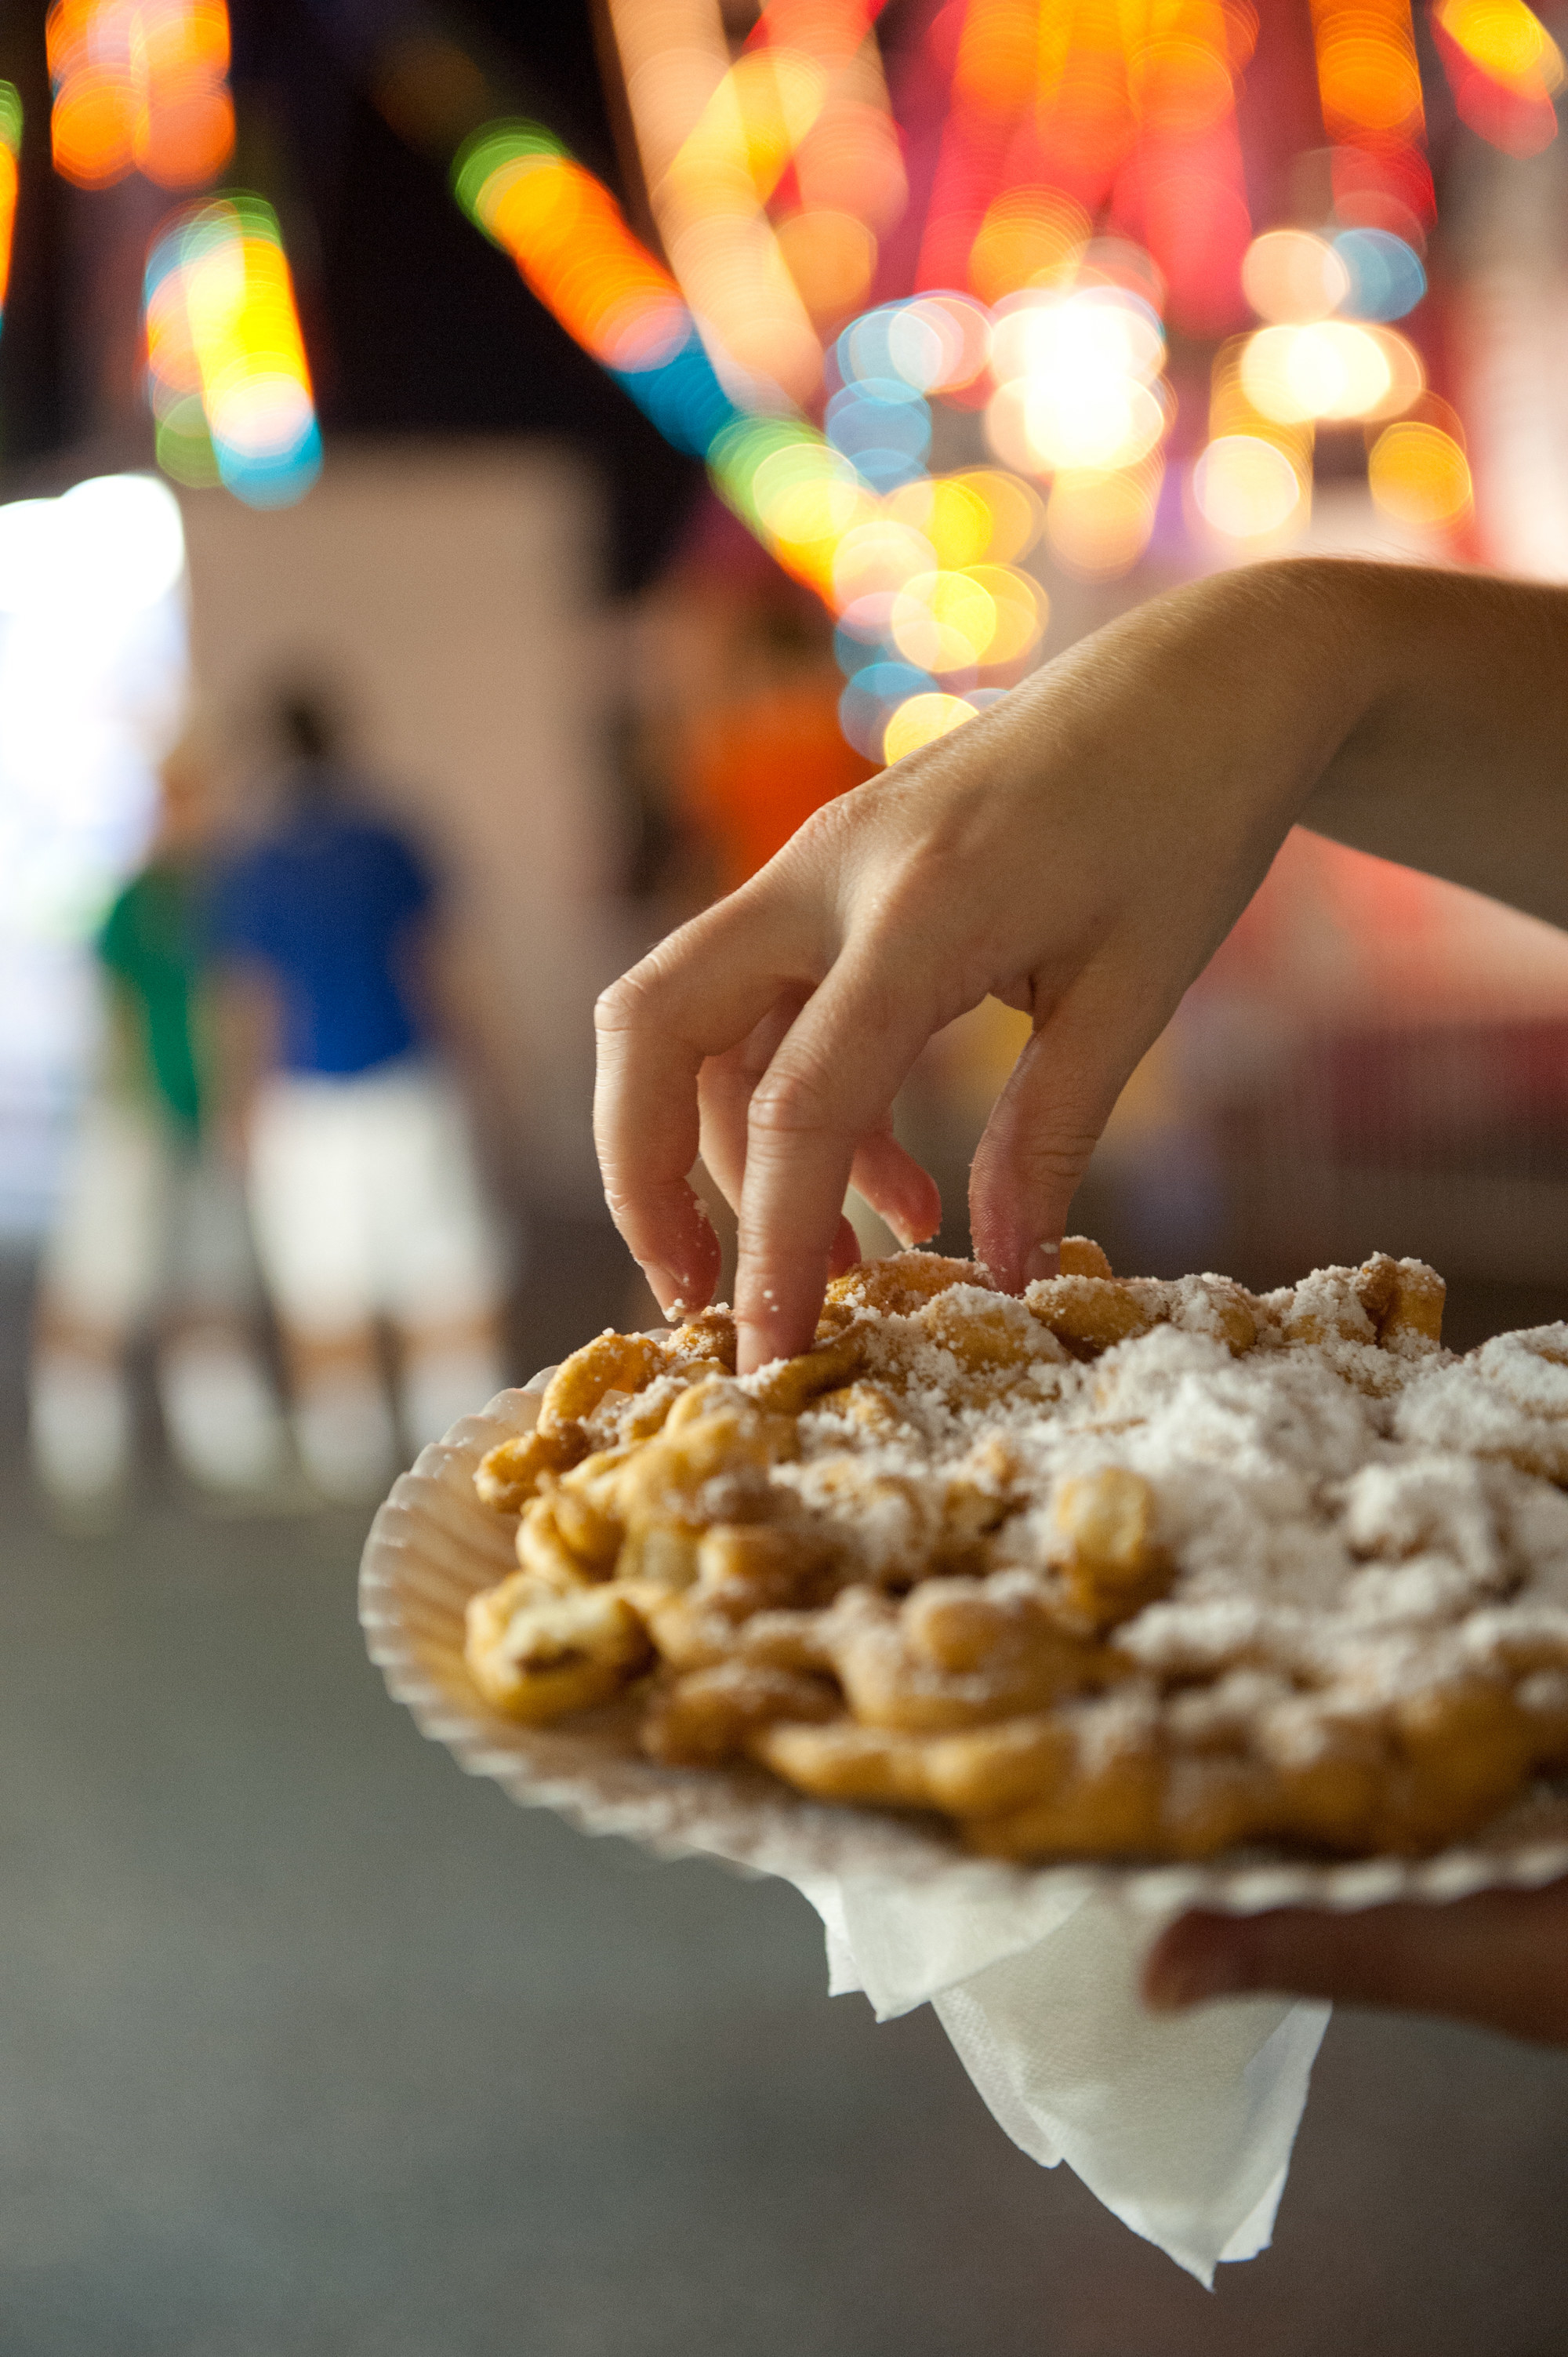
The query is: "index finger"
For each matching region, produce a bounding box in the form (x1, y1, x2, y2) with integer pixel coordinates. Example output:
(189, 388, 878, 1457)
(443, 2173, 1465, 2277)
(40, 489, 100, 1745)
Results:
(732, 940, 949, 1371)
(593, 899, 825, 1316)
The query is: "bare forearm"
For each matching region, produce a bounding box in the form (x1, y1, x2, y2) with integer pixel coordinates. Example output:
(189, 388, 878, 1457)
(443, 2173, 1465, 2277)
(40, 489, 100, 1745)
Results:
(1289, 562, 1568, 928)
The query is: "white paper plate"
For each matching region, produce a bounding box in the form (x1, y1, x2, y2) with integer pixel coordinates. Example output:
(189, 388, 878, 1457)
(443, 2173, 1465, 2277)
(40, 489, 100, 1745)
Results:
(359, 1381, 1568, 1918)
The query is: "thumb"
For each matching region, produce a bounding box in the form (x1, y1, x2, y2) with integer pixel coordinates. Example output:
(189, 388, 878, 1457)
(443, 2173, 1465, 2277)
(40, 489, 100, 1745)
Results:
(967, 986, 1156, 1292)
(1142, 1887, 1568, 2047)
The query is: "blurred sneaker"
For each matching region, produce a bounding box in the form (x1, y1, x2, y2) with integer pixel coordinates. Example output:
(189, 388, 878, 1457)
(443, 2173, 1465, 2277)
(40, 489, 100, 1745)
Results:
(158, 1335, 290, 1496)
(293, 1372, 397, 1503)
(28, 1353, 132, 1516)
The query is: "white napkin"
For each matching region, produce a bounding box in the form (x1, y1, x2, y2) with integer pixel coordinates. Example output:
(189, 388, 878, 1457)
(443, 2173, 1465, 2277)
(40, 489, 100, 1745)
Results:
(791, 1868, 1330, 2285)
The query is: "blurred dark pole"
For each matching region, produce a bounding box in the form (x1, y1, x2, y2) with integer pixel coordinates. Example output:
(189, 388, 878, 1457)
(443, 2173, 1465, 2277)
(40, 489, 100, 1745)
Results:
(0, 9, 67, 475)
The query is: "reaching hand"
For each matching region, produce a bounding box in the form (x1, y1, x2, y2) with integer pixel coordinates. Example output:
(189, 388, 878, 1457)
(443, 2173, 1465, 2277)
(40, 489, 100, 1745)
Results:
(596, 561, 1367, 1371)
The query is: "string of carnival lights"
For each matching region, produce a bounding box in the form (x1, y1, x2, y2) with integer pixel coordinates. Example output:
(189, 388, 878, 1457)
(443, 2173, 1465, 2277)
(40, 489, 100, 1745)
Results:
(143, 194, 321, 506)
(0, 85, 20, 332)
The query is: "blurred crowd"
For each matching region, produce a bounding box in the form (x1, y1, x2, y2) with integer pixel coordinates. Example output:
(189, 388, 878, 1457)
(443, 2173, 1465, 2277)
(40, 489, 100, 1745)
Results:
(28, 690, 510, 1516)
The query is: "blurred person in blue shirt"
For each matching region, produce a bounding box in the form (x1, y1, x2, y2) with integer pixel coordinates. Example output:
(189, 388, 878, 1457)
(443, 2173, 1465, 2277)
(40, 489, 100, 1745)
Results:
(211, 691, 510, 1502)
(30, 739, 288, 1514)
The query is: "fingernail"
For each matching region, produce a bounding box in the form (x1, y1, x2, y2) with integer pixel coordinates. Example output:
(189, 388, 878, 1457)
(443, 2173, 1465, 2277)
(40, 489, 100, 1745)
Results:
(1022, 1240, 1060, 1284)
(1145, 1949, 1250, 2013)
(638, 1264, 688, 1320)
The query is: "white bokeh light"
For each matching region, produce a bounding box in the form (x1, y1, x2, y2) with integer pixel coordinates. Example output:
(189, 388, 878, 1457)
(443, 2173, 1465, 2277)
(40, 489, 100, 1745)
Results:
(0, 474, 190, 1230)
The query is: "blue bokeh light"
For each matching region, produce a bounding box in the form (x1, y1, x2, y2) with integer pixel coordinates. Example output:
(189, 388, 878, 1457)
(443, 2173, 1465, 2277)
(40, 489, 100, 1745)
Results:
(1333, 228, 1425, 323)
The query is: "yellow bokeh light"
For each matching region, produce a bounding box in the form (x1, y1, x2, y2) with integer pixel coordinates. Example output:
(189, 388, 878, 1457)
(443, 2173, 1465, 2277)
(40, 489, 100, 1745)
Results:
(482, 152, 583, 247)
(1316, 30, 1425, 134)
(1045, 465, 1162, 579)
(1240, 230, 1351, 324)
(722, 47, 827, 198)
(1437, 0, 1564, 90)
(830, 517, 935, 608)
(964, 564, 1047, 663)
(889, 568, 999, 670)
(953, 469, 1045, 562)
(143, 193, 318, 505)
(1192, 434, 1303, 539)
(883, 692, 978, 764)
(1367, 420, 1474, 522)
(968, 186, 1091, 305)
(774, 207, 877, 319)
(752, 445, 865, 547)
(884, 476, 993, 568)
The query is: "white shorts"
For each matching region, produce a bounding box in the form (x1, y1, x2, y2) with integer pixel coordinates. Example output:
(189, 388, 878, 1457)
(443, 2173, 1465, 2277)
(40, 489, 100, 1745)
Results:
(245, 1061, 510, 1335)
(42, 1096, 260, 1334)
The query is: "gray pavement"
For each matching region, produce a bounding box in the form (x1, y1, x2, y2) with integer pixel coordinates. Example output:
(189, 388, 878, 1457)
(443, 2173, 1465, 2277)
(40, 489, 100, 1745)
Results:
(0, 1229, 1566, 2354)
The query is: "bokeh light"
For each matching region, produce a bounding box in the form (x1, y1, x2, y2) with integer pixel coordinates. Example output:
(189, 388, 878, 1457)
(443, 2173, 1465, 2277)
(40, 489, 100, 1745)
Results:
(710, 415, 879, 597)
(144, 194, 321, 507)
(838, 296, 992, 396)
(1240, 320, 1422, 423)
(1367, 418, 1475, 524)
(824, 376, 932, 489)
(423, 0, 1489, 773)
(0, 474, 187, 615)
(662, 56, 826, 398)
(1241, 230, 1351, 324)
(889, 568, 999, 671)
(882, 469, 1047, 570)
(1310, 0, 1434, 224)
(1192, 434, 1304, 540)
(986, 286, 1169, 478)
(838, 660, 936, 759)
(882, 690, 978, 764)
(830, 514, 938, 612)
(1333, 227, 1426, 320)
(886, 563, 1046, 674)
(1433, 0, 1563, 151)
(1045, 461, 1163, 579)
(47, 1, 234, 191)
(773, 208, 877, 321)
(884, 474, 994, 569)
(967, 187, 1090, 305)
(456, 122, 690, 375)
(0, 84, 20, 330)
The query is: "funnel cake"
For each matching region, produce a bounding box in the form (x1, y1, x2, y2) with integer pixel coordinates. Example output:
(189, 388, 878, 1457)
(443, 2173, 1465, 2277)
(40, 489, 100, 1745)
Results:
(464, 1244, 1568, 1863)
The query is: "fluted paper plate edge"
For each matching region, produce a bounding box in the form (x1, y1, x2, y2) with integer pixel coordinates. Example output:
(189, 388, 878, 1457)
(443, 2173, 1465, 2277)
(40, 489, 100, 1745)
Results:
(359, 1382, 1568, 1919)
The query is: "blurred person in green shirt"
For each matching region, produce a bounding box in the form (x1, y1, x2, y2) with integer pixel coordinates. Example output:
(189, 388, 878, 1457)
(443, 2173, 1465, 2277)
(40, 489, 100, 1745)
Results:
(28, 739, 287, 1513)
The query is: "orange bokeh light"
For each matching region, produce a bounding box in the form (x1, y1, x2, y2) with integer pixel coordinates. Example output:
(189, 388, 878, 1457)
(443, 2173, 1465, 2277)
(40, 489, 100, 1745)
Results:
(459, 127, 691, 373)
(1368, 419, 1475, 524)
(1308, 0, 1434, 227)
(47, 1, 234, 191)
(0, 85, 18, 319)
